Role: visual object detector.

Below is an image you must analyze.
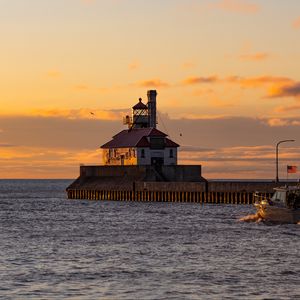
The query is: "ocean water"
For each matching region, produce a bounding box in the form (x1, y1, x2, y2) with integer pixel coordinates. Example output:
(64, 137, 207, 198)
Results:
(0, 180, 299, 300)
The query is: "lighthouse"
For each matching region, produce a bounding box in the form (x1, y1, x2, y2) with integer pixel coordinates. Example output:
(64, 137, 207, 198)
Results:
(101, 90, 179, 166)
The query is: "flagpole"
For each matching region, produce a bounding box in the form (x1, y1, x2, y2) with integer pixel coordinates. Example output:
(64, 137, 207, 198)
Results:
(276, 139, 295, 183)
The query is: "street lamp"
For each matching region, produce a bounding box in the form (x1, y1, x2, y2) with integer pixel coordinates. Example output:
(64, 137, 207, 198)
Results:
(276, 139, 295, 183)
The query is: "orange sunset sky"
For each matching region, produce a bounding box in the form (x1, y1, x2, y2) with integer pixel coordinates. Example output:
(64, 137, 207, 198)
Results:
(1, 0, 300, 179)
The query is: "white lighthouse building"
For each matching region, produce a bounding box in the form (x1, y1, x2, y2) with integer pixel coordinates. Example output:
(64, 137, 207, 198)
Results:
(101, 90, 179, 166)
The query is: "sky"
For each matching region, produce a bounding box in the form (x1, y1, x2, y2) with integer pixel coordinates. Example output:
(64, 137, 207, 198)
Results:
(0, 0, 300, 179)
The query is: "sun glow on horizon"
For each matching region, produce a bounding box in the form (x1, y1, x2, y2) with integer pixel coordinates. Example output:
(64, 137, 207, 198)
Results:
(1, 0, 300, 178)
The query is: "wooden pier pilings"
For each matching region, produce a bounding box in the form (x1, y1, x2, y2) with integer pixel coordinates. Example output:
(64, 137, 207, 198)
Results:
(67, 189, 272, 205)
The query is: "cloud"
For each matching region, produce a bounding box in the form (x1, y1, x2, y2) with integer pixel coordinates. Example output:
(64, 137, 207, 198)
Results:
(179, 143, 299, 179)
(182, 76, 219, 85)
(0, 107, 129, 121)
(239, 52, 270, 61)
(210, 98, 236, 108)
(225, 75, 298, 99)
(208, 0, 259, 14)
(225, 75, 300, 101)
(136, 79, 169, 88)
(182, 74, 296, 99)
(179, 144, 300, 179)
(292, 16, 300, 29)
(268, 82, 300, 98)
(4, 114, 298, 152)
(6, 142, 290, 179)
(128, 61, 140, 70)
(274, 104, 300, 113)
(267, 118, 300, 127)
(182, 75, 292, 88)
(165, 115, 300, 153)
(192, 88, 215, 96)
(180, 145, 215, 152)
(46, 70, 62, 78)
(0, 115, 123, 150)
(181, 61, 197, 69)
(97, 87, 110, 93)
(181, 73, 300, 101)
(30, 108, 129, 120)
(0, 145, 102, 179)
(267, 118, 290, 127)
(0, 143, 15, 148)
(226, 75, 293, 88)
(0, 115, 299, 179)
(74, 84, 89, 91)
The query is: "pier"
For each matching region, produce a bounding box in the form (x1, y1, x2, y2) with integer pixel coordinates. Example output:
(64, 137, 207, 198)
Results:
(66, 166, 282, 205)
(66, 90, 290, 205)
(67, 189, 272, 205)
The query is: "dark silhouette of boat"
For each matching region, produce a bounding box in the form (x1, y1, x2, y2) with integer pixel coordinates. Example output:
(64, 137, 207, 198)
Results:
(254, 185, 300, 224)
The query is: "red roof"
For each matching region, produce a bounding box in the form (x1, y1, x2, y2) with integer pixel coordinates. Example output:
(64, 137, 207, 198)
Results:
(132, 98, 148, 110)
(101, 128, 179, 148)
(165, 138, 180, 147)
(136, 136, 150, 147)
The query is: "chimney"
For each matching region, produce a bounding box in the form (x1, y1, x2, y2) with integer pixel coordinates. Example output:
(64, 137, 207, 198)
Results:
(147, 90, 157, 128)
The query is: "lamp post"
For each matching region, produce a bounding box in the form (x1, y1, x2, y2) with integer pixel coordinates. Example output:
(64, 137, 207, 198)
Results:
(276, 139, 295, 183)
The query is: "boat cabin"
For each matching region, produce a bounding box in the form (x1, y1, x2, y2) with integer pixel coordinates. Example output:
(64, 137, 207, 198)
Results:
(271, 186, 300, 209)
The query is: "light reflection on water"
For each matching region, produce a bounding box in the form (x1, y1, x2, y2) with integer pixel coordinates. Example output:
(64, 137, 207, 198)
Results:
(0, 180, 299, 299)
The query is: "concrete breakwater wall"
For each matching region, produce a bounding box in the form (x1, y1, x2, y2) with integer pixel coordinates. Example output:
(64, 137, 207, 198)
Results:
(67, 189, 272, 205)
(208, 181, 283, 193)
(136, 181, 289, 193)
(79, 165, 205, 182)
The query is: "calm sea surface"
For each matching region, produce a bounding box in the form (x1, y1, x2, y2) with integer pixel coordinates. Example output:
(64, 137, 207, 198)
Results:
(0, 179, 299, 300)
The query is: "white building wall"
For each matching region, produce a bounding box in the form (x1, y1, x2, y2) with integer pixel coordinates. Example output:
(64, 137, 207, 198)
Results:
(103, 147, 177, 166)
(137, 147, 177, 165)
(164, 147, 177, 165)
(136, 148, 151, 165)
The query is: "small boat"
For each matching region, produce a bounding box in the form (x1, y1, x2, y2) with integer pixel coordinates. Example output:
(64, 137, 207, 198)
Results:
(254, 185, 300, 224)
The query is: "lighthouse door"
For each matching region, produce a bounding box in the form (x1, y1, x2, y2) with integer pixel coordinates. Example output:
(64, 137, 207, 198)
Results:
(151, 157, 164, 166)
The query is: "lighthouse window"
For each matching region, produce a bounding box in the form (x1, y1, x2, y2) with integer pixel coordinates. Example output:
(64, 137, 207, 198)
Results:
(169, 149, 174, 158)
(141, 149, 145, 158)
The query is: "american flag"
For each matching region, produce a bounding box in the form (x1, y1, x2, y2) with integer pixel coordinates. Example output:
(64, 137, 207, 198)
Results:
(287, 165, 297, 173)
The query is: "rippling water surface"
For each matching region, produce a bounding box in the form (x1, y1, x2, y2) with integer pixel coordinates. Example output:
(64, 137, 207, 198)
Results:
(0, 180, 299, 299)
